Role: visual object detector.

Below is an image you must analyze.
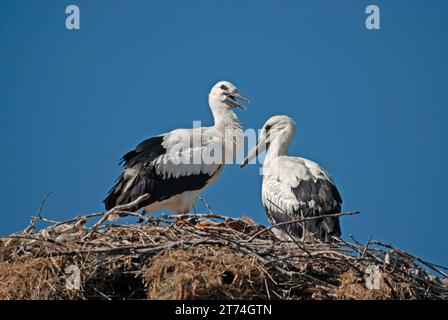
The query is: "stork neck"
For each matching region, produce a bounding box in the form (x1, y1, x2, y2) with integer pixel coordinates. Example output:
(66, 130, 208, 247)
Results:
(265, 137, 290, 162)
(209, 106, 244, 163)
(212, 107, 243, 131)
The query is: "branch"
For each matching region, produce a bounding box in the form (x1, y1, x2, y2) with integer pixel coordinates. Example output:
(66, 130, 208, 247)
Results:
(370, 239, 448, 278)
(197, 195, 215, 214)
(83, 194, 151, 239)
(23, 192, 52, 234)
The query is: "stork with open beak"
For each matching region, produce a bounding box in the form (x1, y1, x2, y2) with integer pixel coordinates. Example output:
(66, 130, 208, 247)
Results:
(104, 81, 249, 220)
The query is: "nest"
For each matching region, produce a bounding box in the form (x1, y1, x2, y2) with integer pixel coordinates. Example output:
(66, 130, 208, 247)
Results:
(1, 195, 447, 300)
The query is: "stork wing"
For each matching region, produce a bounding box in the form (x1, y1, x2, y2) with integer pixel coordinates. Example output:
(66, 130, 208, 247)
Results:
(155, 127, 225, 178)
(103, 128, 224, 210)
(263, 157, 342, 240)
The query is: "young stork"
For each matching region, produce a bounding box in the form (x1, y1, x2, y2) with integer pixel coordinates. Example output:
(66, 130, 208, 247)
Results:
(241, 115, 342, 242)
(104, 81, 249, 219)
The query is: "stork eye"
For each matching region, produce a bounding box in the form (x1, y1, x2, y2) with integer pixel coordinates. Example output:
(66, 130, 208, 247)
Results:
(265, 125, 272, 133)
(220, 85, 228, 90)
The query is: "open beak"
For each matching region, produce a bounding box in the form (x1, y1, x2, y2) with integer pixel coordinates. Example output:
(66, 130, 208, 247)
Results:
(240, 134, 268, 168)
(226, 91, 250, 110)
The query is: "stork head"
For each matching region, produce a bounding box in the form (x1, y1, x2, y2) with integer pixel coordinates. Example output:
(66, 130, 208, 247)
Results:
(209, 81, 250, 111)
(240, 115, 296, 167)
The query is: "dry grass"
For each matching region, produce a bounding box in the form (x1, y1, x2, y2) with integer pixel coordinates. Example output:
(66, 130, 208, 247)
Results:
(0, 257, 64, 300)
(143, 247, 266, 299)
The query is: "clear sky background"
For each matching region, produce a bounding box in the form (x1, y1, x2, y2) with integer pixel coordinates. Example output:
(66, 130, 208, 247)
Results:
(0, 0, 447, 266)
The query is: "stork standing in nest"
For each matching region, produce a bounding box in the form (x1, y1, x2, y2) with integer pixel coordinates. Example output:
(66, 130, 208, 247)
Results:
(241, 115, 342, 242)
(104, 81, 249, 219)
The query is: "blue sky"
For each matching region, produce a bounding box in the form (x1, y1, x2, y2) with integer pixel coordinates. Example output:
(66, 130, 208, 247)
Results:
(0, 0, 447, 266)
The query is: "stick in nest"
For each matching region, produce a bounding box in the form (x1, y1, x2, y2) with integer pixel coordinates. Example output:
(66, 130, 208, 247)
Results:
(23, 192, 53, 234)
(83, 194, 151, 239)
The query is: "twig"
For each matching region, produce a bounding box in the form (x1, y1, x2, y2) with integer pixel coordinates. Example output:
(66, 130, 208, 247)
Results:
(361, 235, 372, 257)
(83, 194, 150, 239)
(197, 195, 215, 214)
(156, 212, 228, 222)
(24, 192, 53, 234)
(370, 240, 448, 278)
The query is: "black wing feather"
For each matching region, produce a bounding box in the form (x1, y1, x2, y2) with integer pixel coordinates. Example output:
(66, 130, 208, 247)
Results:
(266, 178, 342, 241)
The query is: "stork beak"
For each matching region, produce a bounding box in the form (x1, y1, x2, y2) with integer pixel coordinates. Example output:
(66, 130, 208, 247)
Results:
(226, 91, 250, 110)
(240, 134, 268, 168)
(232, 92, 250, 103)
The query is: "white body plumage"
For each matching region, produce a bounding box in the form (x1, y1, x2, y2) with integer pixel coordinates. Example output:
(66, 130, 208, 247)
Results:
(241, 115, 342, 242)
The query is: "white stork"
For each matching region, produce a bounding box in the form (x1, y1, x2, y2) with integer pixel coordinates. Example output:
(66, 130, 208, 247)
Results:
(104, 81, 249, 219)
(240, 115, 342, 242)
